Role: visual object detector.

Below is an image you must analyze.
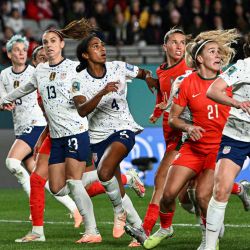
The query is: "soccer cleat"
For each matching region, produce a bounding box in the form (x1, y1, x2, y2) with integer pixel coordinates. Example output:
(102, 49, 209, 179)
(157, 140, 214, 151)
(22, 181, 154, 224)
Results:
(238, 180, 250, 211)
(204, 239, 219, 250)
(76, 232, 102, 243)
(125, 225, 148, 245)
(143, 226, 174, 249)
(113, 210, 127, 238)
(126, 168, 145, 198)
(15, 232, 45, 243)
(71, 209, 83, 228)
(128, 238, 141, 247)
(197, 223, 206, 250)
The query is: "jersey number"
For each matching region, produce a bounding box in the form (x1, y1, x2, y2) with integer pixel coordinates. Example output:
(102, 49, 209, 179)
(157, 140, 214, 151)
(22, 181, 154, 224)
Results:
(111, 99, 119, 110)
(207, 104, 219, 119)
(68, 138, 78, 150)
(15, 98, 22, 106)
(47, 86, 56, 99)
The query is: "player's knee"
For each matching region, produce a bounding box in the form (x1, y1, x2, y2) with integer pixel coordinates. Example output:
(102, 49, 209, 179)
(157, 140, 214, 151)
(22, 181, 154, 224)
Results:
(97, 167, 112, 182)
(6, 158, 22, 174)
(162, 191, 176, 205)
(213, 186, 230, 202)
(51, 185, 70, 196)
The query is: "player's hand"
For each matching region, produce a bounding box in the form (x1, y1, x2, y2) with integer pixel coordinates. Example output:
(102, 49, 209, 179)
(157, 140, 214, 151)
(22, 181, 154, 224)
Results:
(101, 82, 118, 95)
(156, 102, 168, 110)
(149, 114, 158, 123)
(145, 77, 159, 93)
(238, 101, 250, 115)
(3, 103, 15, 111)
(186, 125, 205, 141)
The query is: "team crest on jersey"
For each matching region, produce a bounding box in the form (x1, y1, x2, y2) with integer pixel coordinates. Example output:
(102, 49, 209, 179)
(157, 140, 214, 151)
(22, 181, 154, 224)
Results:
(49, 72, 56, 81)
(60, 72, 67, 80)
(126, 63, 134, 71)
(72, 82, 80, 93)
(13, 80, 20, 88)
(174, 88, 180, 98)
(226, 66, 237, 76)
(92, 153, 98, 162)
(222, 146, 231, 154)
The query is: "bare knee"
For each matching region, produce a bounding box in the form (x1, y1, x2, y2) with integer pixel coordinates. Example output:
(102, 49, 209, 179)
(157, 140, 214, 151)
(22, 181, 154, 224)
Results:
(162, 191, 176, 207)
(213, 183, 231, 202)
(97, 166, 113, 182)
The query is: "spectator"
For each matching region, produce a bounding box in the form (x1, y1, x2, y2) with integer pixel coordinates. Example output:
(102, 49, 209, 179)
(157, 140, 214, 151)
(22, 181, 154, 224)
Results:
(67, 0, 88, 23)
(144, 14, 162, 45)
(233, 3, 249, 34)
(6, 8, 23, 34)
(0, 26, 14, 66)
(25, 0, 52, 21)
(187, 14, 206, 37)
(126, 14, 143, 45)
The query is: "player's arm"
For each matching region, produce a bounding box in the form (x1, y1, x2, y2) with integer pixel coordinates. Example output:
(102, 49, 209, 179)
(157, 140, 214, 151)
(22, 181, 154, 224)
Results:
(73, 81, 118, 117)
(207, 77, 250, 114)
(169, 103, 205, 141)
(136, 68, 159, 93)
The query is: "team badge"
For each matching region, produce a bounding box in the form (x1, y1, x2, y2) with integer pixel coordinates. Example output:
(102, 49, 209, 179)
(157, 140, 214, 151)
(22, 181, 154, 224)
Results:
(13, 80, 20, 88)
(126, 63, 134, 71)
(49, 72, 56, 81)
(174, 88, 180, 98)
(222, 146, 231, 154)
(226, 66, 237, 76)
(72, 82, 80, 93)
(60, 72, 67, 80)
(92, 153, 98, 163)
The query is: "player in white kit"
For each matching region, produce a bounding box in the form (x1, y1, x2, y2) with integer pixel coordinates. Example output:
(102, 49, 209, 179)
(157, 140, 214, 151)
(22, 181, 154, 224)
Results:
(0, 35, 46, 199)
(1, 29, 102, 243)
(205, 34, 250, 250)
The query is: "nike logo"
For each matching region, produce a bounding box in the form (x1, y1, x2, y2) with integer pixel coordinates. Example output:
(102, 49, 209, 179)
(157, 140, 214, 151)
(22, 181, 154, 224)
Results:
(192, 93, 201, 98)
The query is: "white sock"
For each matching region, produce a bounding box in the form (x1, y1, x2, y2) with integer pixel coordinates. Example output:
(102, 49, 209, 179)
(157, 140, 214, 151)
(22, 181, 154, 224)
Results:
(122, 194, 142, 228)
(206, 197, 228, 250)
(67, 179, 97, 234)
(82, 170, 99, 187)
(6, 158, 30, 196)
(100, 176, 124, 214)
(45, 182, 77, 213)
(32, 226, 44, 236)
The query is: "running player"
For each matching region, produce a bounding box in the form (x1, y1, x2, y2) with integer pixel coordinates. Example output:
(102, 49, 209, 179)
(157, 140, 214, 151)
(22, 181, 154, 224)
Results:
(0, 35, 46, 200)
(205, 34, 250, 250)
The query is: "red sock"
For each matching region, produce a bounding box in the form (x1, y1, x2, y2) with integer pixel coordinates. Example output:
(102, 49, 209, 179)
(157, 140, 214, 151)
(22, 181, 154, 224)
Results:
(142, 203, 159, 236)
(201, 214, 206, 227)
(121, 174, 127, 185)
(231, 183, 241, 194)
(86, 181, 105, 197)
(30, 172, 46, 226)
(159, 211, 174, 229)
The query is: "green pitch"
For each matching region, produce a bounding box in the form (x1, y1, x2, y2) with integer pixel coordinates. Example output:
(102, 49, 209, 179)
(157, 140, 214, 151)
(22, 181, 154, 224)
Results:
(0, 188, 250, 249)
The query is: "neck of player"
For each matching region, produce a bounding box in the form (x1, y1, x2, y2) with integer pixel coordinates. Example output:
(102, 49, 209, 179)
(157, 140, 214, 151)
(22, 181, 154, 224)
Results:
(12, 63, 26, 73)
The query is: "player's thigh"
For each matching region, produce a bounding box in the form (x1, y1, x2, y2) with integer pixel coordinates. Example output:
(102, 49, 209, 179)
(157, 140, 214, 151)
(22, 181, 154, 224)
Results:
(34, 153, 50, 179)
(65, 157, 86, 180)
(7, 139, 32, 160)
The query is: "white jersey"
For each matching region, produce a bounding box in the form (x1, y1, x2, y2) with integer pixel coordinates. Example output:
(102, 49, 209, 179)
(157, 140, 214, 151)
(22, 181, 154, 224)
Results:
(0, 65, 46, 136)
(30, 59, 88, 138)
(219, 58, 250, 142)
(72, 61, 143, 144)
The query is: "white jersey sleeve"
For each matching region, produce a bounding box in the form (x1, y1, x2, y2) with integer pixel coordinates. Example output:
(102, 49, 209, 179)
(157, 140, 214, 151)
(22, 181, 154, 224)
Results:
(74, 61, 142, 144)
(219, 58, 250, 142)
(36, 59, 88, 138)
(0, 65, 46, 135)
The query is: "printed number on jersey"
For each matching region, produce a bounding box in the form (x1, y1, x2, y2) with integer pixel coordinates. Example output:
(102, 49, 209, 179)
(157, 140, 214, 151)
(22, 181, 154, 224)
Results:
(15, 98, 22, 106)
(111, 98, 119, 110)
(68, 138, 78, 150)
(46, 86, 56, 99)
(207, 104, 219, 119)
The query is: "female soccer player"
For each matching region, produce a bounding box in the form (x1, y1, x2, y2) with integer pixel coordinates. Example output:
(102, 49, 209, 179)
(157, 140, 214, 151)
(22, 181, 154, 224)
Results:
(0, 35, 46, 199)
(205, 34, 250, 250)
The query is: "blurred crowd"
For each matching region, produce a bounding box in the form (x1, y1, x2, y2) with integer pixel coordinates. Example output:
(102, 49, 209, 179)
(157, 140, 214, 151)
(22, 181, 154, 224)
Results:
(0, 0, 250, 65)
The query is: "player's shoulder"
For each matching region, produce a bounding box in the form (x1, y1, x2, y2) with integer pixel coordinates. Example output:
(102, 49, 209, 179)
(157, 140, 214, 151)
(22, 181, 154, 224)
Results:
(0, 66, 12, 76)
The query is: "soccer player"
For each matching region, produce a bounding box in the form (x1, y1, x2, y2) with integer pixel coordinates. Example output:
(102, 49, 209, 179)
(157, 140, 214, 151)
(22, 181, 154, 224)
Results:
(0, 35, 46, 199)
(143, 28, 194, 237)
(124, 29, 244, 249)
(205, 34, 250, 250)
(1, 28, 102, 243)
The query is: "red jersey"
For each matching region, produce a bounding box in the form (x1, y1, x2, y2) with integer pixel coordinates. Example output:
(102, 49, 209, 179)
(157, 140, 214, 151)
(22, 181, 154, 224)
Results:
(153, 58, 191, 118)
(173, 72, 231, 154)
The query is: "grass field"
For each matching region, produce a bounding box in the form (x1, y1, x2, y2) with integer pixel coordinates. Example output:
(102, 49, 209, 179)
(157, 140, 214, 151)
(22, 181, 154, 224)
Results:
(0, 187, 250, 250)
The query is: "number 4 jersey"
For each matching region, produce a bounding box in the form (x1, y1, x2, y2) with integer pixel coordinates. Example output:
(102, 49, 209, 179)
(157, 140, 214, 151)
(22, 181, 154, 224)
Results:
(173, 71, 231, 154)
(0, 65, 46, 136)
(72, 61, 143, 144)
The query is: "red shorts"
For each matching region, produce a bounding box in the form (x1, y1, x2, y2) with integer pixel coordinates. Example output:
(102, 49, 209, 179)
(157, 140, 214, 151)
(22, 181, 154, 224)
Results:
(163, 112, 183, 152)
(38, 135, 51, 155)
(172, 143, 217, 174)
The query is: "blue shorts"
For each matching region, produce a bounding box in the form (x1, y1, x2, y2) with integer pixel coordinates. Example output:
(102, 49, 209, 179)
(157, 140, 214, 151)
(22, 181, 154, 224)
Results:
(17, 126, 45, 149)
(49, 131, 91, 165)
(91, 130, 135, 168)
(217, 135, 250, 168)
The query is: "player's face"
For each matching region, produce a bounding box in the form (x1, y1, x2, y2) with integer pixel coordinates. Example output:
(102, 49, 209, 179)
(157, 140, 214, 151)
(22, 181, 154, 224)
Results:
(163, 33, 186, 63)
(85, 37, 106, 64)
(7, 42, 27, 66)
(42, 32, 64, 61)
(198, 42, 221, 72)
(33, 48, 47, 67)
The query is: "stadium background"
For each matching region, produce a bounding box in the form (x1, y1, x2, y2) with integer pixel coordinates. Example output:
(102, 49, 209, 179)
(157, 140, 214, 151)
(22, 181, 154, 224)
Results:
(0, 0, 250, 188)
